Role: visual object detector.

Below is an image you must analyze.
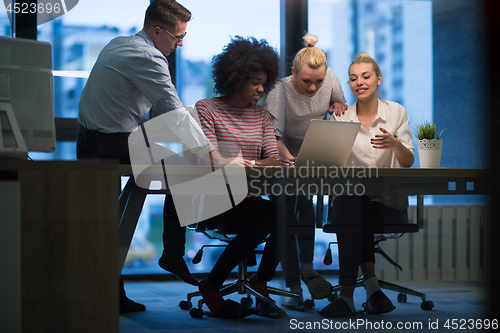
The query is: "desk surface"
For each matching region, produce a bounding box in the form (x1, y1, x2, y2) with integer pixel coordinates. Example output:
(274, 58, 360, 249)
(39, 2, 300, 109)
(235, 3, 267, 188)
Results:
(118, 165, 489, 177)
(0, 162, 486, 179)
(118, 165, 489, 196)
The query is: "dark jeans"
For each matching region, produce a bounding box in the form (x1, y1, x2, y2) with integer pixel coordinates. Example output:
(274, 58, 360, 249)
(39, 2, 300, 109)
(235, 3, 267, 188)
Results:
(204, 196, 299, 288)
(328, 195, 401, 286)
(269, 194, 316, 287)
(76, 124, 186, 257)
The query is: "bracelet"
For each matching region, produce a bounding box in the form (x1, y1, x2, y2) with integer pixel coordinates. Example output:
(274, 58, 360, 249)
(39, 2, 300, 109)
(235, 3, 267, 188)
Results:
(250, 160, 256, 166)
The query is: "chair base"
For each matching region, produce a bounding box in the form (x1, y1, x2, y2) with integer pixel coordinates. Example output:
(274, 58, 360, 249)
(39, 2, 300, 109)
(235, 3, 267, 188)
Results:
(185, 279, 302, 308)
(179, 261, 304, 317)
(329, 277, 434, 310)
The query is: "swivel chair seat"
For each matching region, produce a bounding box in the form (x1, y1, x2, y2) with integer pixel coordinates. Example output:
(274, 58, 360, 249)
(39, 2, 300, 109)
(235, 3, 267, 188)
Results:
(179, 221, 304, 318)
(321, 201, 434, 311)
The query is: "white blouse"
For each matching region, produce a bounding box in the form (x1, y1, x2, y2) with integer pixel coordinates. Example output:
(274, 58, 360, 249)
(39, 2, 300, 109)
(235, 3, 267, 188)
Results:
(331, 99, 414, 169)
(331, 99, 415, 208)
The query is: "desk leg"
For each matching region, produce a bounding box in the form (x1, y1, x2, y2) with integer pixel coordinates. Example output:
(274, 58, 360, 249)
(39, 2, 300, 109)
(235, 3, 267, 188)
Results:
(119, 176, 134, 215)
(0, 181, 21, 332)
(316, 195, 324, 228)
(118, 179, 149, 274)
(417, 195, 424, 229)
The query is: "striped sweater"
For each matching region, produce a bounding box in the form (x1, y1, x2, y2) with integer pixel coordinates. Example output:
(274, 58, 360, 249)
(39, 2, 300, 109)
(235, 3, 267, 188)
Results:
(195, 97, 279, 160)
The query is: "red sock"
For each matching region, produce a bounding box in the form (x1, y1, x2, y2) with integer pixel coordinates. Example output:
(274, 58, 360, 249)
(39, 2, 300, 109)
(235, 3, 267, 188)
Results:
(198, 279, 224, 315)
(249, 274, 269, 307)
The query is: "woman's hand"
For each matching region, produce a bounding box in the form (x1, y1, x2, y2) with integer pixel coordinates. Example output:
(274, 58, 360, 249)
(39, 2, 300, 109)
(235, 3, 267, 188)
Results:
(254, 154, 293, 167)
(328, 103, 348, 117)
(372, 127, 414, 167)
(243, 159, 256, 167)
(371, 127, 400, 150)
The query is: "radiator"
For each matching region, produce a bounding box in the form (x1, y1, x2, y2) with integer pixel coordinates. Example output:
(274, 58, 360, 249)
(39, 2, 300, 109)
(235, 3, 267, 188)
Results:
(375, 205, 490, 282)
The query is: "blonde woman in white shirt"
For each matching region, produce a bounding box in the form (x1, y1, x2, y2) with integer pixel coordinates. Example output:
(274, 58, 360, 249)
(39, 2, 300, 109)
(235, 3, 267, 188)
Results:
(318, 52, 414, 318)
(261, 33, 348, 308)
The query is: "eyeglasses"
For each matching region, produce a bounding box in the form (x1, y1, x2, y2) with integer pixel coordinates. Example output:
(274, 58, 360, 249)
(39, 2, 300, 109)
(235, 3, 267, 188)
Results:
(156, 26, 187, 43)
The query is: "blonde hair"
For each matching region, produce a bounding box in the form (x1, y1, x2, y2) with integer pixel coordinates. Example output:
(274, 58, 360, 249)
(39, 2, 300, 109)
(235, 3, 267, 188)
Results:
(293, 34, 328, 71)
(349, 52, 381, 77)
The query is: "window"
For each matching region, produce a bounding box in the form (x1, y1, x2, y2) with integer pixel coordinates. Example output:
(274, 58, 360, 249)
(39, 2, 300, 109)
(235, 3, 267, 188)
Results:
(1, 8, 12, 36)
(309, 0, 435, 206)
(309, 0, 432, 119)
(176, 0, 281, 106)
(28, 1, 148, 160)
(37, 1, 147, 118)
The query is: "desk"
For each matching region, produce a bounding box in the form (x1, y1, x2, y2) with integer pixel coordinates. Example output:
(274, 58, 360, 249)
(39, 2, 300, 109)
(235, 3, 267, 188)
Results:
(0, 160, 119, 333)
(118, 166, 489, 195)
(119, 166, 489, 195)
(117, 165, 489, 272)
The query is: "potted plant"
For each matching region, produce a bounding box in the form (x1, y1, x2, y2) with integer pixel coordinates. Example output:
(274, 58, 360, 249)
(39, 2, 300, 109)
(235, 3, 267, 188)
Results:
(414, 121, 446, 168)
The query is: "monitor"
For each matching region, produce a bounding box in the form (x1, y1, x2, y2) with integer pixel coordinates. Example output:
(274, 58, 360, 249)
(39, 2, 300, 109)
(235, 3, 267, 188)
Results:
(0, 36, 56, 157)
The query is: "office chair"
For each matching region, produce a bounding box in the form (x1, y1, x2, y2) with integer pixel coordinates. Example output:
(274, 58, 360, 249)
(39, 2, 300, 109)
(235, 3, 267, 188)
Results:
(319, 195, 434, 311)
(179, 221, 303, 318)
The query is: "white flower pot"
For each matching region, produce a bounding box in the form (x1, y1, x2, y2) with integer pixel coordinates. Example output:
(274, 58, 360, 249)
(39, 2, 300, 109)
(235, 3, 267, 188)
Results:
(417, 139, 443, 168)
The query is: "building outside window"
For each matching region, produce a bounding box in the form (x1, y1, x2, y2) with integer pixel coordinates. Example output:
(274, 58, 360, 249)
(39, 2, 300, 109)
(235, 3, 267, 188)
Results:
(1, 9, 11, 36)
(175, 0, 281, 107)
(309, 0, 434, 207)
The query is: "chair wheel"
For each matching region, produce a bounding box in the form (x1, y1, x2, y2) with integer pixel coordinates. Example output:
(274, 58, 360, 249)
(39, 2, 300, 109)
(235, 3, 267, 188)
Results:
(421, 300, 434, 310)
(295, 301, 305, 312)
(189, 307, 204, 318)
(179, 300, 192, 310)
(268, 307, 278, 318)
(304, 299, 315, 309)
(241, 296, 253, 307)
(397, 293, 407, 303)
(327, 292, 339, 302)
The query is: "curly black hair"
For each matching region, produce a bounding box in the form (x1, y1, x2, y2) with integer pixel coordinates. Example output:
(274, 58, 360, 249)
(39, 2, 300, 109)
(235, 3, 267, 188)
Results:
(211, 36, 280, 96)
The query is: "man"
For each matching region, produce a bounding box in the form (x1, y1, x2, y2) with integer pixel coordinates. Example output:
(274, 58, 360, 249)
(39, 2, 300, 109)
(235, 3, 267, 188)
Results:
(77, 0, 233, 313)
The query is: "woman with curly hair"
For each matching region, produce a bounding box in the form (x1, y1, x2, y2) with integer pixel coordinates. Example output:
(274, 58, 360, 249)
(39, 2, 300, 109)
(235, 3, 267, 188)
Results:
(194, 36, 297, 319)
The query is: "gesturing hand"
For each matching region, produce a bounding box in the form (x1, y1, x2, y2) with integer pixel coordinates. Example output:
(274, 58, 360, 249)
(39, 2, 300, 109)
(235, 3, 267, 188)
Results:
(371, 127, 401, 150)
(257, 154, 293, 167)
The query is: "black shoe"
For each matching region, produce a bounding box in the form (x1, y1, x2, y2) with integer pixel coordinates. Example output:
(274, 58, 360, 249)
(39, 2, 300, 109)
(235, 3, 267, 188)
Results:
(213, 299, 254, 319)
(363, 291, 396, 314)
(120, 278, 146, 313)
(158, 256, 198, 286)
(255, 302, 287, 318)
(318, 298, 361, 318)
(120, 294, 146, 313)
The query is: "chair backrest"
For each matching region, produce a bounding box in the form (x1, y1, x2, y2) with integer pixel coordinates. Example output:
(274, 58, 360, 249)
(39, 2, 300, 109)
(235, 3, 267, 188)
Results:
(376, 207, 418, 234)
(321, 200, 420, 236)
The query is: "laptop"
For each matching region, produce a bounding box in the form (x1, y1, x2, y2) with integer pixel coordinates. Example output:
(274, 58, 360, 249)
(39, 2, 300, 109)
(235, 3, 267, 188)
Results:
(294, 120, 361, 167)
